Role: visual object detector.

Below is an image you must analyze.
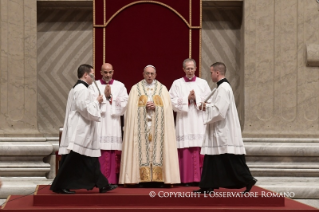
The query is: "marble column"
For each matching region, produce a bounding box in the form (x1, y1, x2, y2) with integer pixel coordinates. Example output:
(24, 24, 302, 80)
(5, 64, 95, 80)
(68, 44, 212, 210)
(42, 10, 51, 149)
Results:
(242, 0, 319, 138)
(0, 0, 39, 136)
(0, 0, 56, 199)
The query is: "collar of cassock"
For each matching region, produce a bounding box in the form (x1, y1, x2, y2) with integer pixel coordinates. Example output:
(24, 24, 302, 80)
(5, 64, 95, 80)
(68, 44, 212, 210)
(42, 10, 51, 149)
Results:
(143, 79, 156, 87)
(217, 78, 230, 87)
(183, 76, 196, 82)
(100, 78, 114, 85)
(73, 79, 89, 88)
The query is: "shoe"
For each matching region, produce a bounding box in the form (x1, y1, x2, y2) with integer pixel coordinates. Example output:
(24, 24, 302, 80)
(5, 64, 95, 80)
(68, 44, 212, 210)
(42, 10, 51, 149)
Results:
(192, 182, 200, 187)
(99, 184, 118, 193)
(193, 188, 214, 194)
(184, 183, 190, 187)
(138, 184, 144, 188)
(242, 178, 257, 193)
(54, 189, 75, 194)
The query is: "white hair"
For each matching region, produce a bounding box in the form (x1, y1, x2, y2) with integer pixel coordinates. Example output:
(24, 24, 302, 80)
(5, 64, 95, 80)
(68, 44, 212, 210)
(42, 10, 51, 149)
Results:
(144, 65, 156, 72)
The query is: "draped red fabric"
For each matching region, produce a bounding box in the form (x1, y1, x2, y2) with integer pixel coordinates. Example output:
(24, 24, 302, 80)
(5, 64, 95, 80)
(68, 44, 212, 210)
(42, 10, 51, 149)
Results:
(94, 0, 201, 91)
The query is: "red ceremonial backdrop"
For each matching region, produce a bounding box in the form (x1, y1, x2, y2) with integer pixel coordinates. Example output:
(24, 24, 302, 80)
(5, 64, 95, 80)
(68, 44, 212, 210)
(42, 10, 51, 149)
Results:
(93, 0, 201, 91)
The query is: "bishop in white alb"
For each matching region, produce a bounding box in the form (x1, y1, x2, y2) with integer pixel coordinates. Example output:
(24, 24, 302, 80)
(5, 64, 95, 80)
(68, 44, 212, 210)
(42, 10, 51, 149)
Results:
(89, 63, 129, 184)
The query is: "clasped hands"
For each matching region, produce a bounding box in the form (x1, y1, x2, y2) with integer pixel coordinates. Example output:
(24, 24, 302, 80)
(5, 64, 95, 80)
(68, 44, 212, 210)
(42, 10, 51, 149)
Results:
(188, 90, 207, 111)
(146, 101, 155, 110)
(96, 84, 112, 104)
(188, 90, 196, 102)
(104, 84, 112, 99)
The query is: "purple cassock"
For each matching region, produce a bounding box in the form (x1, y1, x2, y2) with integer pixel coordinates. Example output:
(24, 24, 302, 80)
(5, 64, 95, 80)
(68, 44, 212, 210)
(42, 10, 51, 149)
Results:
(169, 75, 212, 184)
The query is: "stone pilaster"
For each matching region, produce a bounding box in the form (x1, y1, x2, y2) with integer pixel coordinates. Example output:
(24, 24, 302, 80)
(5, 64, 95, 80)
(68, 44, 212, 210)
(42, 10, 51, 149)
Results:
(243, 0, 319, 137)
(0, 0, 39, 136)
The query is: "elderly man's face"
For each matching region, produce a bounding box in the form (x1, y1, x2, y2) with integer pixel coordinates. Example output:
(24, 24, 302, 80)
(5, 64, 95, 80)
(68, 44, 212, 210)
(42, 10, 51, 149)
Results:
(183, 61, 197, 78)
(143, 67, 156, 84)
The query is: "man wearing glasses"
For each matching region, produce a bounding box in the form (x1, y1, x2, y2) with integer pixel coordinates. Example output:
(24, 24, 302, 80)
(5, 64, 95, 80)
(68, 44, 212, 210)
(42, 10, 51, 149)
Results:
(119, 65, 180, 187)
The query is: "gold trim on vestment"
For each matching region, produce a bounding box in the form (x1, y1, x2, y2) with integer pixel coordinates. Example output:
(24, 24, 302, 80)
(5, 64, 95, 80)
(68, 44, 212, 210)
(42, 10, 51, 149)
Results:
(140, 167, 151, 182)
(136, 81, 164, 183)
(152, 166, 163, 182)
(153, 95, 163, 107)
(138, 95, 148, 107)
(139, 166, 163, 182)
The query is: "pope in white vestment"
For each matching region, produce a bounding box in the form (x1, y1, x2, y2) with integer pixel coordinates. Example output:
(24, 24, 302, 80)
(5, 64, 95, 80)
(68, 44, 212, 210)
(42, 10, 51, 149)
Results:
(194, 62, 256, 194)
(119, 65, 180, 185)
(51, 64, 117, 194)
(169, 59, 211, 185)
(89, 63, 128, 184)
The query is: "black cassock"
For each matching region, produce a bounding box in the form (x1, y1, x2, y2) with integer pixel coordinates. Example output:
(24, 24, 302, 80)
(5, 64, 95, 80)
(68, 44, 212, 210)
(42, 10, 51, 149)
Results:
(50, 151, 109, 192)
(199, 154, 254, 189)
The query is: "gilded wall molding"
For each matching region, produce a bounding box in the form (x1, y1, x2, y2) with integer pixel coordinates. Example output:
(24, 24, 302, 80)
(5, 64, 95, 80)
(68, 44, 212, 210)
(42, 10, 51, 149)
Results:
(93, 0, 203, 76)
(93, 1, 201, 29)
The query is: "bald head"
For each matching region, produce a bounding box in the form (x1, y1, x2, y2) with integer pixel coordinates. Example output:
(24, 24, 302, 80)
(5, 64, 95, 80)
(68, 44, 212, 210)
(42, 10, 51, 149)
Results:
(101, 63, 113, 71)
(100, 63, 114, 82)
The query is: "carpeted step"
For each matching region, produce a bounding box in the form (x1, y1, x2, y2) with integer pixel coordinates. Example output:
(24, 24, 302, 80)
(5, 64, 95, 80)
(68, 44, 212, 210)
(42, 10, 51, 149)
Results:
(1, 195, 318, 212)
(1, 185, 318, 211)
(32, 185, 284, 207)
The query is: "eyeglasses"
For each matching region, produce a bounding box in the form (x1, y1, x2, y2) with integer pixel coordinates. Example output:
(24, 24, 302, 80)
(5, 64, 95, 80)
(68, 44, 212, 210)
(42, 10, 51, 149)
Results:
(145, 72, 155, 76)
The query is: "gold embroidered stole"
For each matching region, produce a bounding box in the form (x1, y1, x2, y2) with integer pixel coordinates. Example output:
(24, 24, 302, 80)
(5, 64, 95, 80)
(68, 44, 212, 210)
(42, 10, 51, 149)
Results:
(136, 80, 164, 182)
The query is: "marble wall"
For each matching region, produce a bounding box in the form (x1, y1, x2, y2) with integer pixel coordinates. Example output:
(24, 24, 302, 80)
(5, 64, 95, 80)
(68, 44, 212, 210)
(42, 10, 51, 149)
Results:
(243, 0, 319, 137)
(37, 2, 93, 136)
(0, 0, 39, 136)
(201, 1, 244, 124)
(1, 0, 318, 138)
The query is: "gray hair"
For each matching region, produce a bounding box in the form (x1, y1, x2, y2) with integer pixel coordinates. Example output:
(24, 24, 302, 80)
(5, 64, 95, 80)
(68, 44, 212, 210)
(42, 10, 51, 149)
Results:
(144, 64, 156, 73)
(183, 58, 196, 68)
(211, 62, 226, 75)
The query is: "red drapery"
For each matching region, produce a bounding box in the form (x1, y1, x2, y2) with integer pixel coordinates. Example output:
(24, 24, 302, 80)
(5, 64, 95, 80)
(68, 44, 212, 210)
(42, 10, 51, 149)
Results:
(93, 0, 202, 91)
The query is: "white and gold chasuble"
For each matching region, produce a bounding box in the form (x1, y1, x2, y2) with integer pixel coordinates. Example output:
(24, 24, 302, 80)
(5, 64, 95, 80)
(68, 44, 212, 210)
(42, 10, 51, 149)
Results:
(136, 80, 164, 182)
(119, 80, 180, 184)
